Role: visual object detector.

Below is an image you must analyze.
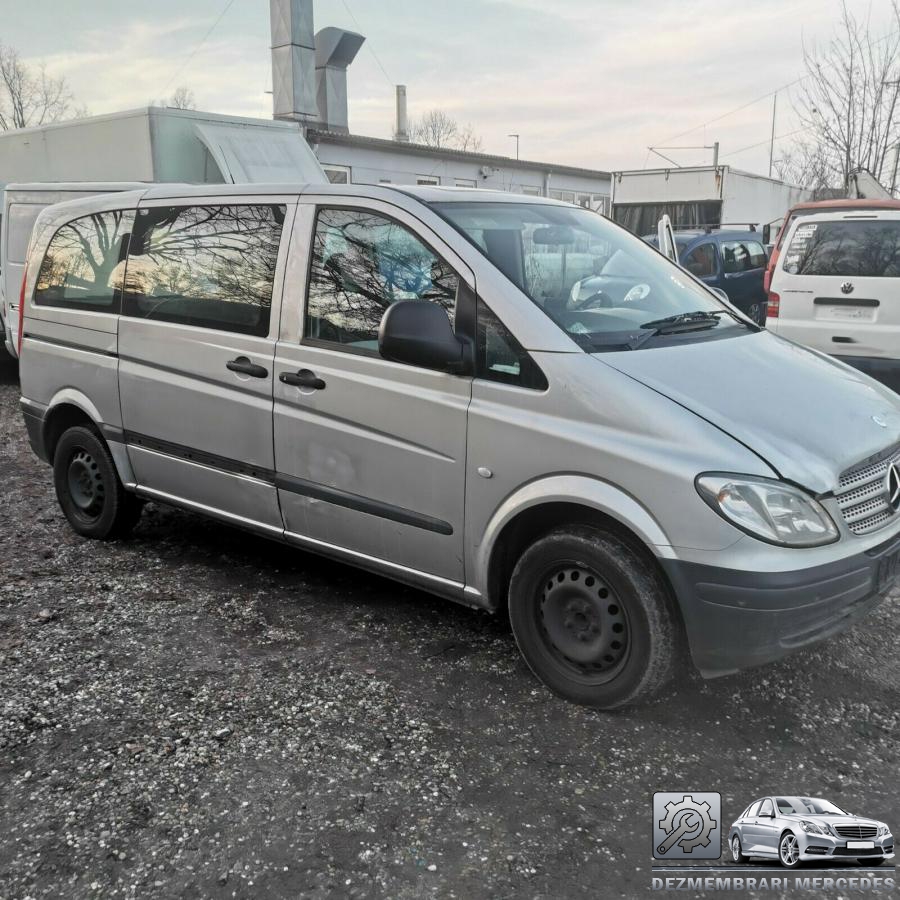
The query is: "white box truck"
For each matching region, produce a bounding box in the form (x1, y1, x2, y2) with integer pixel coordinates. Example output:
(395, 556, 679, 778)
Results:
(610, 165, 811, 242)
(0, 106, 327, 357)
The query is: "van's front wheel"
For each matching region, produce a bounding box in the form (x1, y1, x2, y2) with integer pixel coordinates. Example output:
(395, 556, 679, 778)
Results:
(53, 426, 143, 540)
(508, 526, 677, 709)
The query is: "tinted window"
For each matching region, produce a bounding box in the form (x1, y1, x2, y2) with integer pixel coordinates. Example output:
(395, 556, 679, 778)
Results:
(35, 210, 134, 311)
(758, 799, 774, 817)
(782, 219, 900, 277)
(721, 240, 766, 273)
(684, 243, 717, 277)
(476, 299, 546, 389)
(122, 204, 284, 337)
(305, 208, 458, 353)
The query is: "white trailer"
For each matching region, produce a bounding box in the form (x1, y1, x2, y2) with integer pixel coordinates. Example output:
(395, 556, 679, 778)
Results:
(0, 106, 327, 357)
(610, 165, 811, 242)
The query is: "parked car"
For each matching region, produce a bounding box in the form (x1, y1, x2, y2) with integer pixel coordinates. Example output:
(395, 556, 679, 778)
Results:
(768, 207, 900, 393)
(17, 184, 900, 709)
(643, 230, 769, 324)
(764, 198, 900, 296)
(729, 796, 893, 868)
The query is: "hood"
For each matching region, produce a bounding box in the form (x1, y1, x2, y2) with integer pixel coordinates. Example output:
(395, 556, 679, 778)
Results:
(596, 331, 900, 494)
(784, 814, 885, 829)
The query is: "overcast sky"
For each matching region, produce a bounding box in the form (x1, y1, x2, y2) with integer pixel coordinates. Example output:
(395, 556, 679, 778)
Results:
(1, 0, 897, 174)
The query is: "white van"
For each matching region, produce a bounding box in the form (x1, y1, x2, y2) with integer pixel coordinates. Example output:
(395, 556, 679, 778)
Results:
(2, 183, 146, 358)
(768, 208, 900, 393)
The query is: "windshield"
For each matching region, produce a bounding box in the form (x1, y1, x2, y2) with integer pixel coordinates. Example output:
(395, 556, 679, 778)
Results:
(432, 201, 748, 352)
(775, 797, 848, 816)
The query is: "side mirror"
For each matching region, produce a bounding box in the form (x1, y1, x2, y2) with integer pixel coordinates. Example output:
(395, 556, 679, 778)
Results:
(709, 287, 729, 303)
(378, 300, 471, 374)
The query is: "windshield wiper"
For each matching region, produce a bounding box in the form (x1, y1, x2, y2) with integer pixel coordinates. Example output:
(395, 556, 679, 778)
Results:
(626, 311, 725, 350)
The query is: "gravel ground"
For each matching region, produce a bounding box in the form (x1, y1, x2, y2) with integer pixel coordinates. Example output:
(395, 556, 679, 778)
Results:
(1, 355, 898, 900)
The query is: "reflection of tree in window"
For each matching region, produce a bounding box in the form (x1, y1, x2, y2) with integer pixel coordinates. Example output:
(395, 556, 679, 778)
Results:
(790, 222, 900, 277)
(306, 209, 458, 348)
(36, 211, 134, 309)
(123, 205, 284, 336)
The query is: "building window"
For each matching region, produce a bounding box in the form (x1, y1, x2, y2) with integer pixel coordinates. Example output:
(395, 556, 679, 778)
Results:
(549, 189, 576, 204)
(520, 185, 542, 197)
(122, 204, 285, 337)
(379, 179, 392, 184)
(305, 208, 459, 354)
(455, 179, 477, 188)
(35, 210, 135, 312)
(323, 165, 351, 185)
(416, 175, 440, 186)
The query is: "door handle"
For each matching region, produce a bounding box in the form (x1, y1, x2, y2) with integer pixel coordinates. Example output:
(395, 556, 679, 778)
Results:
(280, 368, 326, 390)
(226, 356, 268, 378)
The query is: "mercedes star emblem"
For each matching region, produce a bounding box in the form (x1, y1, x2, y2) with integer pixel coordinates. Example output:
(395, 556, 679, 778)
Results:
(888, 463, 900, 511)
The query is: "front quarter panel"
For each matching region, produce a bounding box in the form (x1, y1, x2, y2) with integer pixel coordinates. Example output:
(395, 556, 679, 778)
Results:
(466, 352, 775, 604)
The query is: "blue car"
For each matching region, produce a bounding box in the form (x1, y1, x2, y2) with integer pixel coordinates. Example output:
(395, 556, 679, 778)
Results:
(643, 230, 769, 325)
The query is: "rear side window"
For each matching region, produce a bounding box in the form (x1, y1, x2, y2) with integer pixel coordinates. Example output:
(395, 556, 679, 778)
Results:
(34, 210, 135, 312)
(122, 204, 285, 337)
(782, 219, 900, 277)
(721, 240, 766, 273)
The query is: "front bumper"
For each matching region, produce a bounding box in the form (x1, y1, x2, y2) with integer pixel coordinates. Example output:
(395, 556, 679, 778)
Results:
(661, 534, 900, 677)
(796, 831, 893, 862)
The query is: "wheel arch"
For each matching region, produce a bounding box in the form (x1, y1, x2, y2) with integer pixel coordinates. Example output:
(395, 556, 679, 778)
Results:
(477, 476, 675, 614)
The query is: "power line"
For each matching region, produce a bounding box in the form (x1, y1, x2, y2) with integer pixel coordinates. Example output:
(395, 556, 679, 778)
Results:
(161, 0, 237, 95)
(720, 126, 809, 160)
(341, 0, 395, 86)
(656, 25, 900, 148)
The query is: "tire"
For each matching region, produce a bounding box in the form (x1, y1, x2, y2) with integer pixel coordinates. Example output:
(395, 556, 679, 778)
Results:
(731, 835, 749, 864)
(507, 525, 678, 709)
(778, 832, 803, 869)
(53, 425, 143, 540)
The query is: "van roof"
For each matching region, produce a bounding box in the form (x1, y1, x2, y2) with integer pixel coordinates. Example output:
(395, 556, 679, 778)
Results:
(788, 198, 900, 213)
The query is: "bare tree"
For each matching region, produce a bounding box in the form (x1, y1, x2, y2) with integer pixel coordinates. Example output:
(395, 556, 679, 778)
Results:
(786, 1, 900, 190)
(772, 140, 835, 194)
(409, 109, 484, 153)
(169, 86, 196, 110)
(456, 122, 483, 153)
(0, 43, 74, 130)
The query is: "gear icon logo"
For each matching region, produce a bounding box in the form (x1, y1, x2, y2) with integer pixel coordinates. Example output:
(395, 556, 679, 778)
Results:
(653, 792, 722, 860)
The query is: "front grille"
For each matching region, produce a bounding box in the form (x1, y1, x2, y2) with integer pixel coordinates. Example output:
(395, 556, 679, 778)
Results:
(834, 846, 881, 856)
(834, 824, 879, 839)
(836, 445, 900, 536)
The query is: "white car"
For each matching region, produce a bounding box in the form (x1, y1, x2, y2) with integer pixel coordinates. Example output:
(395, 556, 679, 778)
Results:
(768, 208, 900, 394)
(729, 796, 893, 868)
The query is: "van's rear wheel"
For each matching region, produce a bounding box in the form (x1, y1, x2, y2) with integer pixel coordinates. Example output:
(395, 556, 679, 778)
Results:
(508, 526, 677, 709)
(53, 426, 142, 540)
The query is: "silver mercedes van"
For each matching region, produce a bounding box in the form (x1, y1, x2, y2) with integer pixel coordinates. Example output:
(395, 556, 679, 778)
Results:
(17, 183, 900, 709)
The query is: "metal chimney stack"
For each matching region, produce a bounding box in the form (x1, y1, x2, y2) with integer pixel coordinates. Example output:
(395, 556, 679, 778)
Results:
(270, 0, 319, 124)
(314, 26, 365, 133)
(395, 85, 409, 142)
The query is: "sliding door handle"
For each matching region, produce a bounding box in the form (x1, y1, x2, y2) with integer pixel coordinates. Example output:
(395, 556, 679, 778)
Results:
(226, 357, 268, 378)
(280, 369, 326, 390)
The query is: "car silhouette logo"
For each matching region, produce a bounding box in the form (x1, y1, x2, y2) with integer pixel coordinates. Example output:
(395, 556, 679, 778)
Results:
(888, 463, 900, 511)
(841, 281, 854, 294)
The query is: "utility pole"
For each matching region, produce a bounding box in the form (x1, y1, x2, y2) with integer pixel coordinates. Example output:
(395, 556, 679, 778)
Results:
(768, 93, 777, 177)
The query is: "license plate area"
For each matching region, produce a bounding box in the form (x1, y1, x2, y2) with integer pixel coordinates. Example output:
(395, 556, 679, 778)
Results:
(813, 297, 878, 323)
(846, 841, 875, 849)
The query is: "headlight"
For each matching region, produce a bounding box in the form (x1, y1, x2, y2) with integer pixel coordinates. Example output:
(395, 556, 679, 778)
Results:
(696, 474, 839, 547)
(877, 824, 891, 837)
(800, 820, 829, 835)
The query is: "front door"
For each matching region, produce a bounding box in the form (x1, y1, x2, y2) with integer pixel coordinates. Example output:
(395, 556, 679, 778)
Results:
(272, 200, 473, 587)
(118, 197, 293, 531)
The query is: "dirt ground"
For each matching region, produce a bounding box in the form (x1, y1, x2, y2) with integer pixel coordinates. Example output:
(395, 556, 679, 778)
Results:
(1, 355, 897, 899)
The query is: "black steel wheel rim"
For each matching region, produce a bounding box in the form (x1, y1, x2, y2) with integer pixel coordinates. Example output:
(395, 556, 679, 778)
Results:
(536, 564, 630, 681)
(67, 448, 105, 519)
